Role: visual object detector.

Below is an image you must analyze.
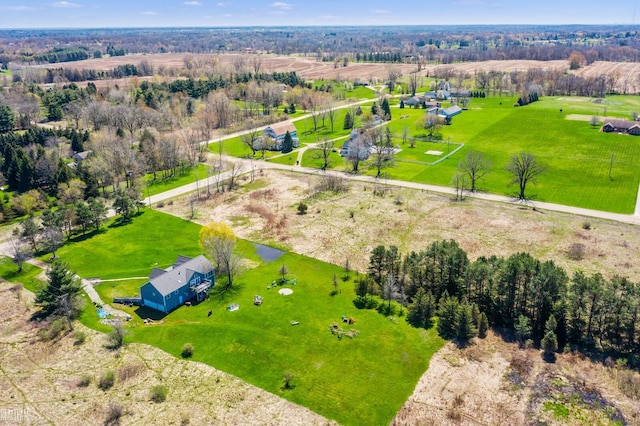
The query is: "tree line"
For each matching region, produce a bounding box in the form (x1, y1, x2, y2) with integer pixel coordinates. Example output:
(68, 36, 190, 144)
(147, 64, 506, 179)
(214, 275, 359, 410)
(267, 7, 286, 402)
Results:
(3, 26, 640, 69)
(358, 240, 640, 364)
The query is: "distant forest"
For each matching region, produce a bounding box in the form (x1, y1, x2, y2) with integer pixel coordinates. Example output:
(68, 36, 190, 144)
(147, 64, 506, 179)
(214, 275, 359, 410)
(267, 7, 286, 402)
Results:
(1, 25, 640, 68)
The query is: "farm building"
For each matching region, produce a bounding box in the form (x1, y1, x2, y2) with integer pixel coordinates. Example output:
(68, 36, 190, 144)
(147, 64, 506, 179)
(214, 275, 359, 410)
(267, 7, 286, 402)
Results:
(601, 119, 640, 136)
(438, 105, 463, 119)
(254, 121, 300, 151)
(140, 255, 215, 313)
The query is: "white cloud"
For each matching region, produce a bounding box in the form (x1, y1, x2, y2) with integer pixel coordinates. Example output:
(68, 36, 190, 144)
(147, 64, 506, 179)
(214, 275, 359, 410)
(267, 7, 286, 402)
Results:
(223, 13, 232, 16)
(184, 1, 203, 5)
(271, 2, 293, 10)
(52, 1, 83, 7)
(140, 11, 157, 15)
(370, 9, 390, 14)
(0, 5, 36, 11)
(217, 2, 230, 6)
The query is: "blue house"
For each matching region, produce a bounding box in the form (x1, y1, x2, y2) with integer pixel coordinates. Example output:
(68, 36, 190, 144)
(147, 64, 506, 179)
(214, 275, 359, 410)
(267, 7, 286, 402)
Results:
(255, 121, 300, 151)
(140, 255, 215, 313)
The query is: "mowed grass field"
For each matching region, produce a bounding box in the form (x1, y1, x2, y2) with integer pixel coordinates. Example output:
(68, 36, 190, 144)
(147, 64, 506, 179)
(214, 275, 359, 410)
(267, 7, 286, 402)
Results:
(421, 96, 640, 213)
(60, 210, 444, 425)
(294, 96, 640, 213)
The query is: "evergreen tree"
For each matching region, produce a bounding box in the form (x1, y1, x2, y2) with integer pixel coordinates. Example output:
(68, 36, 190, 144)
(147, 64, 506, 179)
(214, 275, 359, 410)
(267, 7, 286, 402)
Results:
(478, 312, 489, 338)
(34, 259, 83, 319)
(343, 112, 353, 129)
(371, 102, 379, 117)
(381, 98, 391, 120)
(113, 190, 134, 220)
(0, 104, 15, 133)
(407, 288, 435, 329)
(437, 293, 459, 339)
(456, 304, 478, 342)
(281, 131, 293, 154)
(542, 331, 558, 354)
(542, 314, 558, 354)
(70, 131, 83, 152)
(514, 314, 532, 347)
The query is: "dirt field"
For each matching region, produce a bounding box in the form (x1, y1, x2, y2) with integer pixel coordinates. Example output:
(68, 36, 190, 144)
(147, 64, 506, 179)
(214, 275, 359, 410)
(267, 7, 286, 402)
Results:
(163, 168, 640, 282)
(32, 52, 640, 93)
(31, 53, 568, 82)
(392, 331, 640, 425)
(575, 61, 640, 94)
(0, 284, 333, 425)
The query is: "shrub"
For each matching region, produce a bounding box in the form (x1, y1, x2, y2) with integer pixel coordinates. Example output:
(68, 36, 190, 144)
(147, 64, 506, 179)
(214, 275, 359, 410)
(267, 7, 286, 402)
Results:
(567, 243, 585, 261)
(46, 318, 67, 340)
(117, 363, 144, 382)
(98, 370, 115, 391)
(296, 202, 308, 215)
(106, 322, 126, 350)
(74, 331, 86, 345)
(282, 371, 295, 390)
(181, 343, 194, 358)
(77, 375, 92, 388)
(105, 402, 124, 426)
(316, 175, 348, 192)
(150, 385, 168, 403)
(616, 369, 640, 400)
(582, 221, 591, 230)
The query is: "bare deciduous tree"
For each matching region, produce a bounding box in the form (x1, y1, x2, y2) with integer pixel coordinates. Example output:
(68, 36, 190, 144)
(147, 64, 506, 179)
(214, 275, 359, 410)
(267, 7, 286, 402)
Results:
(408, 72, 421, 96)
(312, 138, 334, 170)
(241, 120, 260, 158)
(386, 66, 402, 92)
(452, 172, 468, 201)
(226, 162, 245, 191)
(506, 152, 547, 200)
(458, 151, 491, 192)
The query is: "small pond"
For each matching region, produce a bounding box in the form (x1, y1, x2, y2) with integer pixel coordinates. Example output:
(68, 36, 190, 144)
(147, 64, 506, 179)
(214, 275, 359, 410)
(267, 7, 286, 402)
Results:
(253, 243, 284, 262)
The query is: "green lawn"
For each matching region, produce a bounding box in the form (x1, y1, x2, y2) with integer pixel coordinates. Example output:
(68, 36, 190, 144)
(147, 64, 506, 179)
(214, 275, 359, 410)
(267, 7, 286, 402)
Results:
(54, 212, 204, 279)
(309, 79, 377, 100)
(296, 108, 355, 144)
(0, 257, 43, 293)
(59, 210, 444, 425)
(144, 163, 211, 197)
(293, 95, 640, 213)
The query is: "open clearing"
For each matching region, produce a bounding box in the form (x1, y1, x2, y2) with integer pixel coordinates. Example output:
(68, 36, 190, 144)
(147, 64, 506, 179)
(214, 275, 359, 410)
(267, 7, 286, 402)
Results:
(162, 168, 640, 281)
(0, 283, 331, 426)
(393, 330, 640, 425)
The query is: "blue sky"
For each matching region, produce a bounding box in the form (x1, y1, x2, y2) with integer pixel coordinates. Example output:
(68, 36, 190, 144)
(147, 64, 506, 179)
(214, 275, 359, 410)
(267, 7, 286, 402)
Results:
(0, 1, 638, 28)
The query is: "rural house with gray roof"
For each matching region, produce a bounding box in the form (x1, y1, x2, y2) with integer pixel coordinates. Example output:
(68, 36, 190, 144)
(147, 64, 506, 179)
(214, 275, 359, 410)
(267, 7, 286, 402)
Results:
(140, 255, 215, 313)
